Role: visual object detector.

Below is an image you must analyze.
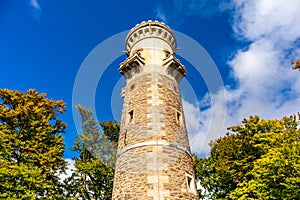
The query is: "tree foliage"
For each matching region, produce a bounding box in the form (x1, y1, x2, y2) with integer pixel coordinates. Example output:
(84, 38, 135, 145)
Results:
(291, 59, 300, 70)
(64, 105, 119, 200)
(100, 120, 120, 145)
(0, 88, 67, 199)
(194, 115, 300, 199)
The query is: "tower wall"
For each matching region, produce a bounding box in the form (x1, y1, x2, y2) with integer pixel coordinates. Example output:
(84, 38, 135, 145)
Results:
(112, 21, 198, 200)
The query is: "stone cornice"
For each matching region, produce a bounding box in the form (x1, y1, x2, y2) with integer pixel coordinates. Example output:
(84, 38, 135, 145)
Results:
(119, 50, 145, 75)
(163, 54, 187, 77)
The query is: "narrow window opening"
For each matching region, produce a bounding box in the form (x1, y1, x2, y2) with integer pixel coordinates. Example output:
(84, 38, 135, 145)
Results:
(123, 131, 127, 146)
(187, 176, 192, 189)
(186, 173, 196, 194)
(129, 110, 134, 123)
(130, 84, 135, 91)
(176, 110, 181, 124)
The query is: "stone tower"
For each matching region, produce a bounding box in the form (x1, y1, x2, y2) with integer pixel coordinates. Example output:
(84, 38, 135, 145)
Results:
(112, 21, 198, 200)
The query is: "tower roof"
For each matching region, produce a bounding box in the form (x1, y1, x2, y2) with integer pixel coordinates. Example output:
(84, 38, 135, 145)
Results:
(125, 20, 177, 55)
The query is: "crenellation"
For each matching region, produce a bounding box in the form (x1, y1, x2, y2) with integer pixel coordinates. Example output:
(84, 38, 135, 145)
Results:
(125, 21, 177, 56)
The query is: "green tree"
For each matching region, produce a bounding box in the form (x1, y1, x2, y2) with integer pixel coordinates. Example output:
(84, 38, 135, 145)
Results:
(194, 115, 300, 199)
(64, 105, 119, 200)
(0, 88, 67, 199)
(100, 120, 120, 145)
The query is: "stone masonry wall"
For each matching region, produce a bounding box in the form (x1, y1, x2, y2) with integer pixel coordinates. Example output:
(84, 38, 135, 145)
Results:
(113, 146, 198, 200)
(118, 72, 190, 150)
(112, 71, 198, 200)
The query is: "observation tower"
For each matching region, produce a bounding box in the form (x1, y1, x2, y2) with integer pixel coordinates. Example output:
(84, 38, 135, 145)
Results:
(112, 20, 198, 200)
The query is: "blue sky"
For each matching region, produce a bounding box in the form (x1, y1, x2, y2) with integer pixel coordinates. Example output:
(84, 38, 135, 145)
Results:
(1, 0, 300, 158)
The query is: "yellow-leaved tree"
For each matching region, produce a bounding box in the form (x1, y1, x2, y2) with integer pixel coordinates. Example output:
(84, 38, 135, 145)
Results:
(0, 89, 67, 199)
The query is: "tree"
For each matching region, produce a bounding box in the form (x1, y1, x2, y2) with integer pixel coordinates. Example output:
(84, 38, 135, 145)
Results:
(230, 116, 300, 199)
(0, 88, 67, 199)
(64, 105, 119, 200)
(194, 115, 300, 199)
(100, 120, 119, 145)
(291, 59, 300, 70)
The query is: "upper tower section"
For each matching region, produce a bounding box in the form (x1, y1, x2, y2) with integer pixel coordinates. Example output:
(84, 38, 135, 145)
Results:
(125, 20, 177, 56)
(119, 20, 187, 82)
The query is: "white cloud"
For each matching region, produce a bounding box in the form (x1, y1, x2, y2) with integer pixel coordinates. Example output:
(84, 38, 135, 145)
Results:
(229, 39, 288, 100)
(30, 0, 41, 10)
(29, 0, 42, 19)
(231, 0, 300, 46)
(182, 0, 300, 156)
(227, 0, 300, 120)
(154, 5, 168, 23)
(184, 89, 227, 155)
(59, 158, 75, 182)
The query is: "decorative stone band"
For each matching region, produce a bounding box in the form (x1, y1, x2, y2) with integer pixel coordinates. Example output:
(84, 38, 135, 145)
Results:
(117, 141, 193, 158)
(125, 20, 177, 55)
